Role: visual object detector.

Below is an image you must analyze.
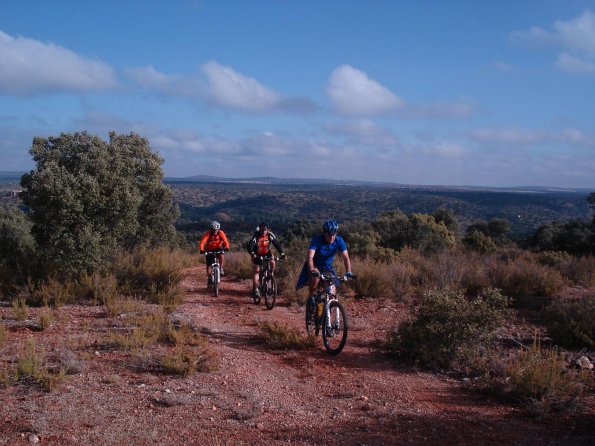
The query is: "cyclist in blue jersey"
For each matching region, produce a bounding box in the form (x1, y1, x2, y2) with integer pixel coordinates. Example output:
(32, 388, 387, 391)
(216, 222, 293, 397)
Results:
(296, 220, 353, 317)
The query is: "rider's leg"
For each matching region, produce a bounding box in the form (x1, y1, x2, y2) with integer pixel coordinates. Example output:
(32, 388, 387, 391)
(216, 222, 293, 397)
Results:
(252, 263, 260, 294)
(218, 253, 225, 275)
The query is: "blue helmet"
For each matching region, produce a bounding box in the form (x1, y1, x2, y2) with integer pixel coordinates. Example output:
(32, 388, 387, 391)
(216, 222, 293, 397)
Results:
(322, 219, 339, 235)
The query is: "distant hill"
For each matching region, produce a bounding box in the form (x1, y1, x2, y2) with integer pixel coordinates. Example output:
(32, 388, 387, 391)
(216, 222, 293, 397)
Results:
(166, 174, 591, 194)
(169, 179, 593, 239)
(0, 171, 25, 181)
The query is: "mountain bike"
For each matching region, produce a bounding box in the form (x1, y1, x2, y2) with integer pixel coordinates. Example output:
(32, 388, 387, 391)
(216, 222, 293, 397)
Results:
(203, 250, 225, 297)
(255, 255, 284, 310)
(305, 272, 354, 355)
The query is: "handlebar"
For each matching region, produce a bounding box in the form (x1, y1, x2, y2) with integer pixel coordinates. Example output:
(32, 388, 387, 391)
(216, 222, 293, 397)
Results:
(253, 254, 285, 261)
(201, 249, 228, 255)
(313, 272, 355, 282)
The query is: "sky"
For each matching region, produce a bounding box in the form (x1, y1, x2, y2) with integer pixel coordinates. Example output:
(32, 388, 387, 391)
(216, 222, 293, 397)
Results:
(1, 0, 595, 189)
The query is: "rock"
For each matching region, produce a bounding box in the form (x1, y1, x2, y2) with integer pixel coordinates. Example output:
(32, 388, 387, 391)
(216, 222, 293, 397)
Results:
(29, 434, 40, 444)
(576, 356, 593, 370)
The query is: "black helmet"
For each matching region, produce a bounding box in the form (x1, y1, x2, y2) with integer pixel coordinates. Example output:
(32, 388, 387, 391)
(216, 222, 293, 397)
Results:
(258, 221, 269, 231)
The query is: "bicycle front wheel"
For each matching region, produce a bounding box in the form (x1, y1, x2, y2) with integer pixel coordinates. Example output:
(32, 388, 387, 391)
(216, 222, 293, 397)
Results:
(322, 300, 348, 355)
(263, 275, 277, 310)
(213, 267, 220, 297)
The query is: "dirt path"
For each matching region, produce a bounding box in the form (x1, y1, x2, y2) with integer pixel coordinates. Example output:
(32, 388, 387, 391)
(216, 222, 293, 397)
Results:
(0, 267, 593, 445)
(173, 267, 594, 445)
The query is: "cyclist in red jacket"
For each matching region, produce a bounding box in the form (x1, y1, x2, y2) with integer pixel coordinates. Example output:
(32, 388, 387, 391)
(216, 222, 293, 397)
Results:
(199, 221, 230, 283)
(246, 222, 285, 299)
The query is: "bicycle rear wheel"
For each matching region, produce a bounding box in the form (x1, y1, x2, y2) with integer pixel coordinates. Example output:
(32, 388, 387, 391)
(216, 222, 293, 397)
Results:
(322, 300, 348, 355)
(263, 274, 277, 310)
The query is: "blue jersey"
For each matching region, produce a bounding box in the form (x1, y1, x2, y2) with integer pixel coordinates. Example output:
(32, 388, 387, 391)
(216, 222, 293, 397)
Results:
(295, 234, 347, 290)
(309, 234, 347, 272)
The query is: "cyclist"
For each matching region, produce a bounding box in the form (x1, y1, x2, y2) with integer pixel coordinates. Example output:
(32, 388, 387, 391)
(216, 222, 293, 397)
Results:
(295, 219, 353, 319)
(199, 221, 230, 284)
(246, 222, 285, 299)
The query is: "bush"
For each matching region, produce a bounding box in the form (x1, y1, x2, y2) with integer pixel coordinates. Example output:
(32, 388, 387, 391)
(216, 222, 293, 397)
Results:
(490, 254, 565, 299)
(224, 251, 253, 280)
(259, 322, 315, 350)
(544, 294, 595, 349)
(388, 288, 509, 369)
(114, 247, 186, 305)
(0, 207, 38, 292)
(21, 131, 180, 278)
(0, 320, 6, 345)
(350, 257, 392, 299)
(505, 340, 590, 415)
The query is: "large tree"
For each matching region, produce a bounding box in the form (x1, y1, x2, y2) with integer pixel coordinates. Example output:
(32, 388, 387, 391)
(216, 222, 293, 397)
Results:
(20, 131, 180, 277)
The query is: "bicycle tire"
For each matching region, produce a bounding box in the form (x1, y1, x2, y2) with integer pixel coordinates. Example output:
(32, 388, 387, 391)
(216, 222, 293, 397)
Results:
(213, 267, 220, 297)
(263, 274, 277, 310)
(305, 304, 317, 337)
(322, 300, 348, 355)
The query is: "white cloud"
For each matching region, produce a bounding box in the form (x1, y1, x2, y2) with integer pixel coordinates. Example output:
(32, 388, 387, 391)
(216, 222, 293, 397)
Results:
(0, 30, 117, 95)
(555, 52, 595, 74)
(472, 127, 546, 144)
(511, 10, 595, 74)
(125, 65, 202, 97)
(553, 10, 595, 55)
(326, 65, 403, 116)
(201, 61, 280, 112)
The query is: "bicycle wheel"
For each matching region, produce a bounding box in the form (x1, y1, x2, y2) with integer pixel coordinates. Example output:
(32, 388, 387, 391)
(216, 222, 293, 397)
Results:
(213, 267, 220, 297)
(263, 274, 277, 310)
(322, 300, 348, 355)
(305, 304, 317, 337)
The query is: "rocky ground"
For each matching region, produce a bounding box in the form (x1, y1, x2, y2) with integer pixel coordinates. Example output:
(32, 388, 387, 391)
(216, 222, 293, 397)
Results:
(0, 266, 593, 445)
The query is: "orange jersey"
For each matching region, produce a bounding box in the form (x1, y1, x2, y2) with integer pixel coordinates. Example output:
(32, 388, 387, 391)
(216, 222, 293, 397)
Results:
(199, 230, 230, 251)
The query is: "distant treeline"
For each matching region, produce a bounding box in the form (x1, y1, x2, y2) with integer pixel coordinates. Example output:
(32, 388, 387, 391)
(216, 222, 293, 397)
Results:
(171, 181, 592, 240)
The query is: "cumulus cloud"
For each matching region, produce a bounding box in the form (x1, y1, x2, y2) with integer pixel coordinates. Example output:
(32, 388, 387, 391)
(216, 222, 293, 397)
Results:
(511, 10, 595, 74)
(0, 30, 117, 95)
(471, 127, 593, 146)
(555, 52, 595, 74)
(125, 61, 318, 113)
(124, 65, 202, 97)
(326, 65, 403, 116)
(201, 60, 280, 112)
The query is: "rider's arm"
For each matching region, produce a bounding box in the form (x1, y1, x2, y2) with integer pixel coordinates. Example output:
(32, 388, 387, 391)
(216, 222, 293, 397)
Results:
(341, 249, 352, 274)
(307, 248, 316, 272)
(220, 231, 230, 250)
(198, 231, 210, 251)
(246, 234, 257, 254)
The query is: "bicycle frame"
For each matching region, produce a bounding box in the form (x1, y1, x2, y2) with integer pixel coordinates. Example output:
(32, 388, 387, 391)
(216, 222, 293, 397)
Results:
(203, 250, 225, 296)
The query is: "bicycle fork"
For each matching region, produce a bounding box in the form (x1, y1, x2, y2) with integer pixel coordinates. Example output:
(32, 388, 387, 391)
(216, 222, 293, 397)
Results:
(324, 299, 340, 334)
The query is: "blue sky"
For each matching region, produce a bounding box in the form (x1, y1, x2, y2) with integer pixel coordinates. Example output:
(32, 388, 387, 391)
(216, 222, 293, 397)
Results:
(1, 0, 595, 188)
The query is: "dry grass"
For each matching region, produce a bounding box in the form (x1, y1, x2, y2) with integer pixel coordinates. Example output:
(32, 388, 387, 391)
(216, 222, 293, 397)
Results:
(11, 297, 28, 321)
(505, 339, 591, 415)
(37, 306, 54, 330)
(259, 321, 315, 350)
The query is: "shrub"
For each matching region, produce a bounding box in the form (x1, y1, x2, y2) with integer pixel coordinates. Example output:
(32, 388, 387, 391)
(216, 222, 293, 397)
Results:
(224, 251, 253, 280)
(12, 298, 28, 321)
(38, 306, 54, 331)
(115, 247, 185, 304)
(490, 255, 564, 299)
(350, 257, 392, 299)
(30, 277, 81, 306)
(0, 320, 6, 345)
(388, 288, 509, 369)
(505, 340, 590, 415)
(15, 337, 65, 391)
(544, 294, 595, 349)
(163, 342, 219, 374)
(259, 322, 315, 350)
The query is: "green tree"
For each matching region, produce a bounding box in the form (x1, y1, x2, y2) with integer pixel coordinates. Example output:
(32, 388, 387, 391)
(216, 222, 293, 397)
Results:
(0, 207, 38, 290)
(20, 131, 180, 277)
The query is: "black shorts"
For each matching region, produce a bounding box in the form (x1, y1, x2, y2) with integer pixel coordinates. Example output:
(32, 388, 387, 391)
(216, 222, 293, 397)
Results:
(206, 252, 219, 266)
(252, 253, 272, 266)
